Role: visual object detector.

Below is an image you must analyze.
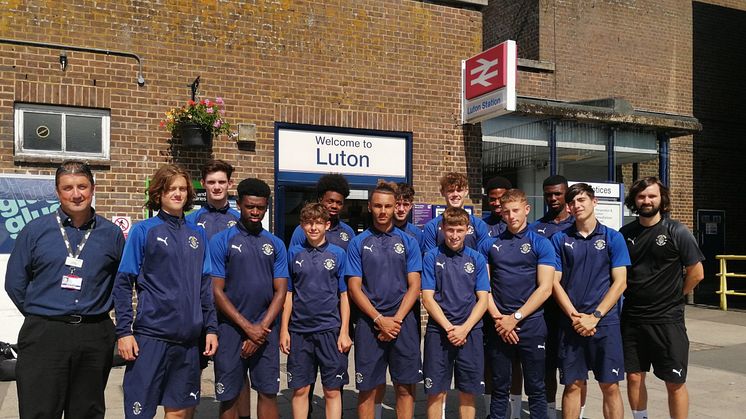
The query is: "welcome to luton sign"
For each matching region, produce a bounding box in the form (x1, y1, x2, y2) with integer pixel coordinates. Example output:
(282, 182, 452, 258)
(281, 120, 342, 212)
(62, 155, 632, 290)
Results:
(462, 40, 517, 124)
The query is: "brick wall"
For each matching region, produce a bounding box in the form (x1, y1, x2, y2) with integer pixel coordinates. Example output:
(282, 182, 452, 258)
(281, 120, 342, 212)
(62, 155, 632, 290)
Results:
(0, 1, 484, 222)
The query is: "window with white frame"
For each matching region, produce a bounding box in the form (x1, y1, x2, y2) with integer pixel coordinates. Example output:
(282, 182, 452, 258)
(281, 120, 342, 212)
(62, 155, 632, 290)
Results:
(14, 103, 110, 160)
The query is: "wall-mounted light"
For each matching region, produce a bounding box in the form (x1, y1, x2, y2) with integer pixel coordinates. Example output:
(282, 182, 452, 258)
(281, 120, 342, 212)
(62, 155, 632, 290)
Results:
(59, 51, 67, 71)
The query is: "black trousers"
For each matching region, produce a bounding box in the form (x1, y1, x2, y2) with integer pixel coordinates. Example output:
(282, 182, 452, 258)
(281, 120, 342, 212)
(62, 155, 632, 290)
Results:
(15, 315, 115, 419)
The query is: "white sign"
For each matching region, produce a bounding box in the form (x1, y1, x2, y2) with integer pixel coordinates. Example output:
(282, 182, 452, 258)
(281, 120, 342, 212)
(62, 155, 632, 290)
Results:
(595, 201, 624, 231)
(461, 40, 517, 124)
(277, 129, 407, 178)
(111, 216, 131, 237)
(568, 181, 623, 200)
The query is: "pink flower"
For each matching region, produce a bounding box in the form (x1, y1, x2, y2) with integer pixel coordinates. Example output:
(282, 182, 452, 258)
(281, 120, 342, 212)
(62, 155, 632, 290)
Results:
(215, 97, 224, 105)
(206, 107, 214, 114)
(213, 120, 222, 128)
(220, 109, 225, 115)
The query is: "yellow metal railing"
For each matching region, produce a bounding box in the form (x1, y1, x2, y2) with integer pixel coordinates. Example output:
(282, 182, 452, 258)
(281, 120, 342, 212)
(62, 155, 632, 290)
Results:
(716, 255, 746, 311)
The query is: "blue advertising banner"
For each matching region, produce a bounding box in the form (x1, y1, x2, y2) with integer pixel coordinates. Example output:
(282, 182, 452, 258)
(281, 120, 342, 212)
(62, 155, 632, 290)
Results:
(0, 175, 59, 254)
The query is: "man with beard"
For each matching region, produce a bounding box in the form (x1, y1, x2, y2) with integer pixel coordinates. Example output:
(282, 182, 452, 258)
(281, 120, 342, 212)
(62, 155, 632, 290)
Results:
(210, 178, 289, 419)
(346, 180, 423, 419)
(619, 177, 704, 419)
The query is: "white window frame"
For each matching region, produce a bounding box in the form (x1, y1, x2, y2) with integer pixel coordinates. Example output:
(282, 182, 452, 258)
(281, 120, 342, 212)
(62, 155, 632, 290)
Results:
(14, 103, 110, 160)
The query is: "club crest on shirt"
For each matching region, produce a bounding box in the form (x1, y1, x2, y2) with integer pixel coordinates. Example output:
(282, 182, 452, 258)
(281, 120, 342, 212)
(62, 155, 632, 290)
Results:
(464, 262, 475, 274)
(324, 258, 336, 270)
(340, 232, 350, 242)
(656, 234, 668, 246)
(188, 236, 199, 249)
(520, 243, 532, 254)
(286, 372, 292, 383)
(467, 225, 475, 235)
(594, 239, 606, 250)
(227, 220, 237, 228)
(424, 377, 433, 389)
(393, 243, 405, 254)
(215, 382, 225, 394)
(355, 372, 363, 384)
(132, 401, 142, 415)
(262, 243, 274, 256)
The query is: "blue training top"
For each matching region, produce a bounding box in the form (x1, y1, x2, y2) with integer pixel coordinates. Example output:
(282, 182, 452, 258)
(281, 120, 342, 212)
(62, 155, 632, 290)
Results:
(290, 220, 356, 250)
(185, 204, 240, 239)
(551, 222, 631, 325)
(479, 226, 557, 320)
(287, 241, 347, 333)
(421, 245, 489, 331)
(345, 226, 422, 316)
(210, 223, 289, 325)
(113, 211, 217, 343)
(528, 214, 575, 239)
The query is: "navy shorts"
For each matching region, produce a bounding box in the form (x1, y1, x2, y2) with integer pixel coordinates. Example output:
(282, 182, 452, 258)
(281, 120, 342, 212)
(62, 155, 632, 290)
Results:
(622, 321, 689, 384)
(423, 326, 484, 395)
(558, 323, 624, 385)
(354, 311, 422, 391)
(213, 322, 280, 400)
(122, 335, 201, 418)
(287, 329, 349, 389)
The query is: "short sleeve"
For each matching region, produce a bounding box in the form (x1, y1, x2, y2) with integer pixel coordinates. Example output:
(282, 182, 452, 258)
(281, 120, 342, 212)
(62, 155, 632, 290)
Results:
(473, 252, 490, 292)
(208, 230, 229, 279)
(421, 250, 437, 290)
(345, 237, 363, 278)
(534, 234, 558, 269)
(608, 229, 631, 268)
(272, 236, 289, 279)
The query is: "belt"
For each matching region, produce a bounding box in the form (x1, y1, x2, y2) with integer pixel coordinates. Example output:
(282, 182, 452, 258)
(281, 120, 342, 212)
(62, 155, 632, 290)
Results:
(38, 313, 111, 324)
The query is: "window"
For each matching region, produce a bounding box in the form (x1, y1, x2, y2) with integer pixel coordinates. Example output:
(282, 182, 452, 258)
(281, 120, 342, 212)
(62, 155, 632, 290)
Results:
(14, 104, 110, 160)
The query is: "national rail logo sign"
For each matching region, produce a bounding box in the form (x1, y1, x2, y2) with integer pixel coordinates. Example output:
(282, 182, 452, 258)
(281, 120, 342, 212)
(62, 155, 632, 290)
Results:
(461, 40, 517, 124)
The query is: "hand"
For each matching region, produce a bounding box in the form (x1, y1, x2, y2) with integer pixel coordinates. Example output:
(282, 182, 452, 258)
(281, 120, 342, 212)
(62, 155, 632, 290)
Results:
(280, 329, 291, 354)
(243, 322, 271, 345)
(203, 333, 218, 356)
(118, 335, 139, 361)
(500, 329, 520, 345)
(337, 332, 353, 353)
(375, 316, 402, 340)
(241, 339, 260, 358)
(571, 312, 598, 337)
(447, 324, 469, 347)
(495, 314, 519, 337)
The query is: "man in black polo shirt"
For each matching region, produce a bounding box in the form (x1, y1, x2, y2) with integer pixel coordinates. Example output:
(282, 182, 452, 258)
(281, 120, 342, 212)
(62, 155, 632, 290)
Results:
(5, 160, 125, 419)
(620, 177, 704, 419)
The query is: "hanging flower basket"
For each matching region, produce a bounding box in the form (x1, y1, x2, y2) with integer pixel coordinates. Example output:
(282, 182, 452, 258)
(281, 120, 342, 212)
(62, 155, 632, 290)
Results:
(161, 97, 232, 148)
(176, 122, 212, 148)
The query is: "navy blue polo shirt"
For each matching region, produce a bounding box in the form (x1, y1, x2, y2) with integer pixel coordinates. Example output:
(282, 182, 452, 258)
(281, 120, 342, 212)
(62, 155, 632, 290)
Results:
(113, 211, 216, 343)
(397, 222, 425, 253)
(478, 227, 557, 320)
(185, 203, 240, 239)
(551, 222, 631, 325)
(345, 226, 422, 316)
(421, 245, 489, 331)
(287, 241, 347, 333)
(5, 208, 125, 317)
(483, 213, 508, 238)
(290, 220, 355, 250)
(422, 214, 489, 252)
(528, 214, 575, 239)
(210, 223, 289, 325)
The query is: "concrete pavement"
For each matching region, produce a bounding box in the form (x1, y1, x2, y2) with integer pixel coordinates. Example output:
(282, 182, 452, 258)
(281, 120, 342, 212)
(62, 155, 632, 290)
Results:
(1, 305, 745, 418)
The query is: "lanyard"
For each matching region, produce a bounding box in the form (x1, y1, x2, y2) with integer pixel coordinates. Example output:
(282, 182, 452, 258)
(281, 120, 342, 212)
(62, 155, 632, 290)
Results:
(55, 213, 94, 271)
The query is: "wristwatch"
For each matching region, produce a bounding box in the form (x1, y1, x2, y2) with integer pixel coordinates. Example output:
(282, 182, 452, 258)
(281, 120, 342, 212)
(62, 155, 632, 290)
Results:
(513, 311, 523, 321)
(593, 310, 603, 319)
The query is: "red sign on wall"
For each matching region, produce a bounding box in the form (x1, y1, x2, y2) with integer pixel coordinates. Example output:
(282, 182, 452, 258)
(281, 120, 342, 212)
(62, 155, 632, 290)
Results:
(464, 42, 509, 100)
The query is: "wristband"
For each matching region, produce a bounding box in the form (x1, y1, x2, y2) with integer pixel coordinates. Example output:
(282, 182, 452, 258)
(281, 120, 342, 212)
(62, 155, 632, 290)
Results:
(373, 314, 383, 324)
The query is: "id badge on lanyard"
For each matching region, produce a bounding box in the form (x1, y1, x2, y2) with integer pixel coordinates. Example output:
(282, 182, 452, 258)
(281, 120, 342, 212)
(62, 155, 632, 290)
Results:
(56, 214, 93, 291)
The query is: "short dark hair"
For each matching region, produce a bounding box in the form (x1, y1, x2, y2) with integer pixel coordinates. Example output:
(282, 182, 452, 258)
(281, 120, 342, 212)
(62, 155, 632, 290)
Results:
(317, 174, 350, 199)
(566, 182, 595, 202)
(625, 177, 671, 215)
(485, 176, 512, 192)
(370, 179, 397, 201)
(56, 160, 94, 187)
(542, 175, 568, 188)
(147, 164, 194, 212)
(299, 202, 330, 224)
(395, 183, 415, 201)
(200, 159, 234, 180)
(237, 178, 271, 199)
